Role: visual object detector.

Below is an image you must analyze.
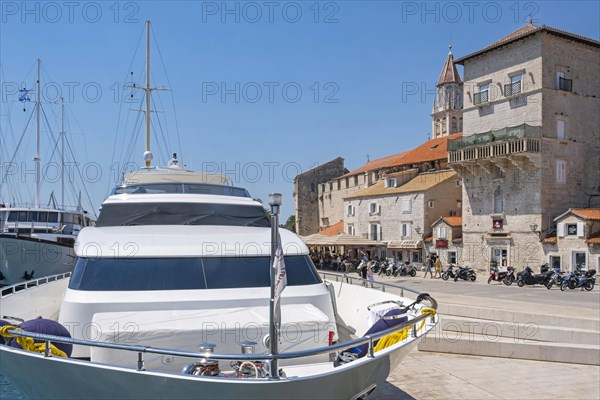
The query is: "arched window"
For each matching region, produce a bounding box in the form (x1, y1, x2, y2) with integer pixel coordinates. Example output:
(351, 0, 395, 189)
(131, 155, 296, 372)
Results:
(494, 187, 504, 214)
(459, 117, 463, 132)
(451, 116, 458, 133)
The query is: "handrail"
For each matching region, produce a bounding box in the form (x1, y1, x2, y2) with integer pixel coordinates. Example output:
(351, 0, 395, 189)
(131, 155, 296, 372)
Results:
(2, 276, 437, 366)
(0, 272, 71, 299)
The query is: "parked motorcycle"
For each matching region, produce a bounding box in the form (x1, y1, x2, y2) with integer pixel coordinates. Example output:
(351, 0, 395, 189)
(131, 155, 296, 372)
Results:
(394, 262, 417, 277)
(454, 265, 477, 282)
(441, 264, 457, 281)
(545, 267, 564, 290)
(488, 266, 514, 285)
(516, 264, 553, 287)
(561, 269, 596, 291)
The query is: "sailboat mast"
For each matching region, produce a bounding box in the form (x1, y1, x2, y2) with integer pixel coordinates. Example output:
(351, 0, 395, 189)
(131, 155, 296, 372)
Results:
(145, 20, 152, 168)
(61, 97, 65, 209)
(34, 59, 41, 208)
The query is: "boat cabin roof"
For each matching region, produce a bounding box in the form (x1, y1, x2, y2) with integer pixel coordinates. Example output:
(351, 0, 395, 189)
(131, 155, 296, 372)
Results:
(76, 225, 307, 257)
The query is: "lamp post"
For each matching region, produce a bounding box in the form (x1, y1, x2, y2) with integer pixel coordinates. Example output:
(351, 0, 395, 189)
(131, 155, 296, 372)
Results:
(530, 223, 542, 241)
(268, 193, 282, 379)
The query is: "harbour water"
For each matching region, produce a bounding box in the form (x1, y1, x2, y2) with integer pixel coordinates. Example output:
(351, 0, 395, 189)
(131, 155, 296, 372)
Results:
(0, 372, 24, 399)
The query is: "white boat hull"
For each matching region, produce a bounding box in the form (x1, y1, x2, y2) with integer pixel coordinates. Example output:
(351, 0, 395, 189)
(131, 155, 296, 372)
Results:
(0, 340, 417, 400)
(0, 277, 435, 399)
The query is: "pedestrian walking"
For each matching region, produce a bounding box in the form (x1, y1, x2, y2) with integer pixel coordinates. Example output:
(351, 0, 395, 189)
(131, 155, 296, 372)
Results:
(434, 256, 442, 278)
(424, 256, 434, 278)
(366, 261, 375, 288)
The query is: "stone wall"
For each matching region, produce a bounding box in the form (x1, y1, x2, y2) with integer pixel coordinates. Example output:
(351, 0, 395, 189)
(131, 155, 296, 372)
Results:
(294, 157, 346, 236)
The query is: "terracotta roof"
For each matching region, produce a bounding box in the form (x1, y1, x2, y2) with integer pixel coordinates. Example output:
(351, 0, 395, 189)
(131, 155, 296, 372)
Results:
(586, 231, 600, 244)
(342, 133, 462, 178)
(424, 236, 433, 242)
(437, 50, 462, 85)
(555, 208, 600, 222)
(455, 23, 600, 64)
(570, 208, 600, 221)
(345, 170, 457, 200)
(319, 220, 344, 236)
(441, 216, 462, 227)
(543, 236, 558, 244)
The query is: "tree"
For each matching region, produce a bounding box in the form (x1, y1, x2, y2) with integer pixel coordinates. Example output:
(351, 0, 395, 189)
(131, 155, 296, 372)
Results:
(283, 215, 296, 232)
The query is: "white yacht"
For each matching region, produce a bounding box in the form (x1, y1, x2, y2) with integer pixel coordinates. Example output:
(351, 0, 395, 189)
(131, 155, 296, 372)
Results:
(0, 206, 93, 285)
(0, 180, 438, 398)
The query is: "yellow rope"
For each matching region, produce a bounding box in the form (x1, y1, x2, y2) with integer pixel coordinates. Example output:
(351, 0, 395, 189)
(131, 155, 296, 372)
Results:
(0, 325, 68, 358)
(374, 307, 436, 353)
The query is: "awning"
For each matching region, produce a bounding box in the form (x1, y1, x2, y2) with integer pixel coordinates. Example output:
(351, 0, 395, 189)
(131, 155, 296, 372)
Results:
(301, 233, 385, 247)
(387, 240, 423, 250)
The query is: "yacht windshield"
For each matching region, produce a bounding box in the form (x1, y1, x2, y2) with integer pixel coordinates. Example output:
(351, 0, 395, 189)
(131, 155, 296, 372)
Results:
(96, 203, 270, 227)
(113, 183, 250, 197)
(68, 255, 322, 291)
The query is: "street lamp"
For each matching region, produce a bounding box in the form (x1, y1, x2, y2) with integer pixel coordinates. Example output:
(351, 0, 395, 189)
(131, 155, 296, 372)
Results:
(415, 226, 422, 235)
(268, 192, 282, 379)
(530, 223, 542, 241)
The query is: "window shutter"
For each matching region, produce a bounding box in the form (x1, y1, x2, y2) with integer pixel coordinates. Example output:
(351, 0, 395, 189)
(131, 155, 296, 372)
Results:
(557, 223, 565, 237)
(407, 224, 412, 237)
(577, 222, 584, 238)
(556, 71, 565, 89)
(557, 119, 565, 140)
(378, 224, 382, 241)
(378, 204, 381, 214)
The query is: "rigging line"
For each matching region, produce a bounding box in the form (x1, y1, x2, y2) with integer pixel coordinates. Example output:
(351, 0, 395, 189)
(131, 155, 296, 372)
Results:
(0, 106, 35, 195)
(64, 135, 97, 218)
(111, 24, 146, 168)
(152, 28, 183, 163)
(121, 96, 145, 173)
(150, 94, 169, 164)
(115, 68, 145, 173)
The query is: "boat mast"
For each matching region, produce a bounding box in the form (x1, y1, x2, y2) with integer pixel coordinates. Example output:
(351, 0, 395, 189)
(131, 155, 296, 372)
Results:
(144, 20, 152, 169)
(34, 59, 41, 208)
(60, 97, 65, 209)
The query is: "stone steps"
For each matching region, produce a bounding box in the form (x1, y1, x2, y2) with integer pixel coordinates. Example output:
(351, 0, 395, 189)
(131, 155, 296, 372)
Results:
(419, 303, 600, 365)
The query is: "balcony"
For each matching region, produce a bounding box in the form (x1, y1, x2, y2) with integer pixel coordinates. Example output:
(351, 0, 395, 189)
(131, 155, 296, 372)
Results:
(473, 91, 489, 105)
(504, 81, 522, 97)
(558, 77, 572, 92)
(448, 124, 541, 164)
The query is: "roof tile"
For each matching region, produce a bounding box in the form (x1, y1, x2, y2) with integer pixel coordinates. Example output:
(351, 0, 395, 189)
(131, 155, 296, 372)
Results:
(319, 220, 344, 236)
(346, 170, 457, 199)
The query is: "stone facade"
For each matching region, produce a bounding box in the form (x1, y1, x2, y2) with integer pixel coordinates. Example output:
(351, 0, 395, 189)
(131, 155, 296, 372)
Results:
(344, 170, 462, 262)
(451, 24, 600, 272)
(317, 172, 369, 231)
(294, 157, 346, 236)
(430, 217, 463, 265)
(543, 210, 600, 271)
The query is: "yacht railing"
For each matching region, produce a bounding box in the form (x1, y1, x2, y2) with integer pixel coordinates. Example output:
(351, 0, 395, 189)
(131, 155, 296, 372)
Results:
(2, 275, 437, 371)
(0, 272, 71, 298)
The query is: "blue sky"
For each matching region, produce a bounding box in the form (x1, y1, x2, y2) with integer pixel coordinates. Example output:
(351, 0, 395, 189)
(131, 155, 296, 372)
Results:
(1, 1, 599, 219)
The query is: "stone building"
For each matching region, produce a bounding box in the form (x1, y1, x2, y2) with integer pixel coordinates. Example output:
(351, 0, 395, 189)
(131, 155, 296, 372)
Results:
(318, 132, 462, 232)
(430, 216, 463, 265)
(448, 22, 600, 271)
(293, 157, 347, 236)
(343, 169, 462, 261)
(542, 208, 600, 271)
(432, 46, 464, 138)
(311, 49, 464, 233)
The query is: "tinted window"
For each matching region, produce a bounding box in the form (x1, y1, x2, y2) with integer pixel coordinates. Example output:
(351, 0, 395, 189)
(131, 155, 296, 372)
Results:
(48, 213, 59, 223)
(96, 202, 270, 227)
(113, 183, 250, 198)
(7, 212, 17, 222)
(69, 256, 321, 291)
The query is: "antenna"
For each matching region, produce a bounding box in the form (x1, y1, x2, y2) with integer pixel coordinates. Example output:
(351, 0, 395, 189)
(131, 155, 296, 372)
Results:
(34, 59, 41, 209)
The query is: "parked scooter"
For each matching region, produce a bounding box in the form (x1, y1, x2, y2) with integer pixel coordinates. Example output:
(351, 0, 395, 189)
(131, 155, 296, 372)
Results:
(454, 265, 477, 282)
(561, 269, 596, 291)
(441, 264, 457, 281)
(545, 267, 564, 290)
(516, 264, 553, 287)
(488, 266, 514, 285)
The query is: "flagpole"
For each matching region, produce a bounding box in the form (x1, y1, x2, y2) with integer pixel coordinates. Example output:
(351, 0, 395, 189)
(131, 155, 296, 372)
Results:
(268, 192, 282, 379)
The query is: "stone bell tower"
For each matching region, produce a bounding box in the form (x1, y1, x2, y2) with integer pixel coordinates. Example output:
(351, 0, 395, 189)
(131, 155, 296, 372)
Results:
(431, 45, 463, 138)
